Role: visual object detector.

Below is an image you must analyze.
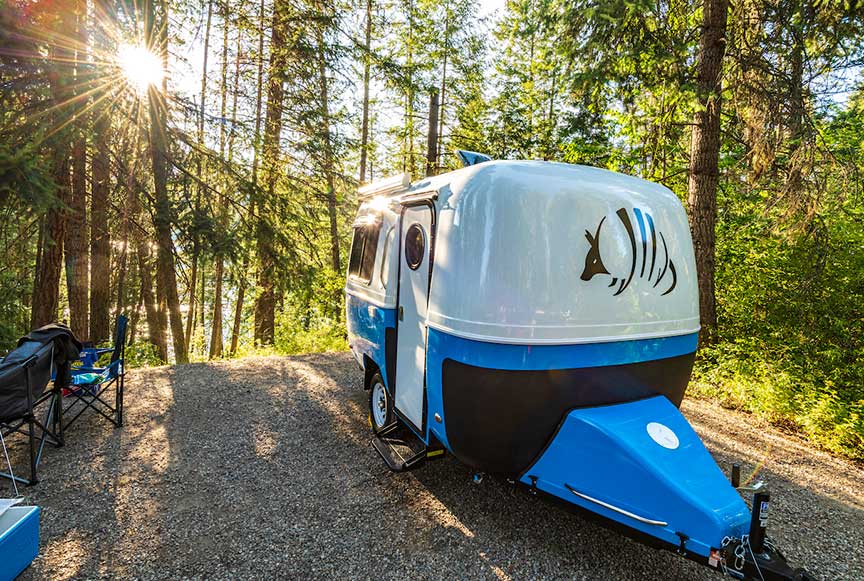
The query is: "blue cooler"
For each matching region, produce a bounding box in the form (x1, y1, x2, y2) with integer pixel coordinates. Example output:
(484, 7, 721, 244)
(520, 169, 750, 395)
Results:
(0, 505, 39, 581)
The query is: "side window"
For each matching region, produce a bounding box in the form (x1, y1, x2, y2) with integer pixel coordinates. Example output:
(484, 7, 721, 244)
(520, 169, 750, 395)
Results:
(404, 223, 425, 270)
(348, 221, 382, 283)
(348, 228, 365, 277)
(380, 227, 395, 287)
(359, 225, 379, 281)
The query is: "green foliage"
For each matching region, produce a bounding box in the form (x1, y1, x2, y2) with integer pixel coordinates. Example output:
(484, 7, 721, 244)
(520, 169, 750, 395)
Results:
(0, 269, 31, 352)
(0, 122, 56, 352)
(273, 307, 347, 356)
(270, 268, 347, 356)
(275, 320, 347, 356)
(124, 341, 165, 369)
(0, 140, 54, 209)
(691, 346, 864, 461)
(688, 118, 864, 460)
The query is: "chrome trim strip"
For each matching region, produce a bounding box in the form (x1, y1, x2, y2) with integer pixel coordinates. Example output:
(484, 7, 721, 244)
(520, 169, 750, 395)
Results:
(565, 484, 668, 527)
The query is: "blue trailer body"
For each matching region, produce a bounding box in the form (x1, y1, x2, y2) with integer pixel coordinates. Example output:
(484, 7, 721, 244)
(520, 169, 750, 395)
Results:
(345, 292, 396, 390)
(424, 329, 698, 452)
(348, 292, 751, 556)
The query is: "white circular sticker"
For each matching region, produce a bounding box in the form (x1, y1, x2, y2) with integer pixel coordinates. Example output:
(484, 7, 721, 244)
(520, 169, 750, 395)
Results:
(646, 422, 679, 450)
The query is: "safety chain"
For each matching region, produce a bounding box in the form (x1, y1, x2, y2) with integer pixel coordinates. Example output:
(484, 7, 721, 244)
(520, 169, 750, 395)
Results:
(735, 535, 750, 572)
(720, 534, 766, 581)
(720, 535, 747, 574)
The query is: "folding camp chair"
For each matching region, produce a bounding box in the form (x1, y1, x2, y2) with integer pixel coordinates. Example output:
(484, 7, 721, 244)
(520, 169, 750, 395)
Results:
(0, 341, 63, 486)
(63, 315, 127, 432)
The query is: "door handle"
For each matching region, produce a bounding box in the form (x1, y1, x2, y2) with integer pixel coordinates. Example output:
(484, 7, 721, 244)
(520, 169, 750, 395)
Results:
(398, 306, 404, 321)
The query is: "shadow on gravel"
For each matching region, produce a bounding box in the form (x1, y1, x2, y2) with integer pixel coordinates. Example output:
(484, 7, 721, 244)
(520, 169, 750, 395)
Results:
(300, 355, 710, 581)
(12, 352, 863, 581)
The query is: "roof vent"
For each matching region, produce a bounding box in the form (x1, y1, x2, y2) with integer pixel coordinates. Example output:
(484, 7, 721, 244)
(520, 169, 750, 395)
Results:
(455, 150, 492, 167)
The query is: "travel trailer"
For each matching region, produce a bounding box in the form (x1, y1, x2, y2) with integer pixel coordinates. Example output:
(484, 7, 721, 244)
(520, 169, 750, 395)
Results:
(345, 155, 810, 580)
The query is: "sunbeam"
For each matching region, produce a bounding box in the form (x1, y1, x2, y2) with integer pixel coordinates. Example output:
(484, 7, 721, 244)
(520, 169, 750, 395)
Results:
(117, 43, 163, 95)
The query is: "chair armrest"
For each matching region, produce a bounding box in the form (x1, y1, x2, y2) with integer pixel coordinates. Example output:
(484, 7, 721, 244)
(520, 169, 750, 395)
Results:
(75, 347, 113, 369)
(78, 347, 114, 359)
(73, 359, 120, 376)
(72, 366, 104, 374)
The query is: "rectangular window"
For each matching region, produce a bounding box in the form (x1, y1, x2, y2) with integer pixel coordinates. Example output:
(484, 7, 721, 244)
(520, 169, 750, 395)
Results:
(348, 221, 381, 283)
(379, 227, 395, 287)
(348, 229, 365, 277)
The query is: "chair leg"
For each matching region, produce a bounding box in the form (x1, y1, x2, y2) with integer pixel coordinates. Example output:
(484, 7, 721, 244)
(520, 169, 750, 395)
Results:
(28, 416, 38, 485)
(57, 387, 65, 446)
(117, 374, 124, 427)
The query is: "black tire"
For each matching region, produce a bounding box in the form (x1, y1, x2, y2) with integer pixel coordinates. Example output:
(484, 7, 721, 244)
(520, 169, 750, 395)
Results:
(368, 372, 393, 434)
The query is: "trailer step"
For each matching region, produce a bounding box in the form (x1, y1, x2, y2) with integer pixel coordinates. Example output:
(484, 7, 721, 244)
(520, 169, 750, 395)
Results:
(371, 422, 442, 472)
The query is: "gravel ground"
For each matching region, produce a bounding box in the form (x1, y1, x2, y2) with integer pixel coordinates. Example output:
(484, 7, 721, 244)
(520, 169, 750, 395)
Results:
(4, 352, 862, 580)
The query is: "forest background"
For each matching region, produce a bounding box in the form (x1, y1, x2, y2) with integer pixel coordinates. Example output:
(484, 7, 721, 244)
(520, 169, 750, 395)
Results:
(0, 0, 862, 460)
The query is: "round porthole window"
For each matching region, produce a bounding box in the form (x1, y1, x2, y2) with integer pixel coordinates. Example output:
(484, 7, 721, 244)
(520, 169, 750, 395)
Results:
(405, 223, 425, 270)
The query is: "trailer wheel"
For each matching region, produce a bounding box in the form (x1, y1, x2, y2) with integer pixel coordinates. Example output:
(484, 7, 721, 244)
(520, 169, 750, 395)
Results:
(368, 373, 393, 433)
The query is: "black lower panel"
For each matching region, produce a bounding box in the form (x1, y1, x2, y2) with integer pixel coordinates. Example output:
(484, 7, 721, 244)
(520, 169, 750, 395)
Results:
(441, 352, 696, 475)
(385, 327, 397, 391)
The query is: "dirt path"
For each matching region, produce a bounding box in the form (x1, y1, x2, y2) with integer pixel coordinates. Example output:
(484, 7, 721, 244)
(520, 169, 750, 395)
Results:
(8, 353, 863, 580)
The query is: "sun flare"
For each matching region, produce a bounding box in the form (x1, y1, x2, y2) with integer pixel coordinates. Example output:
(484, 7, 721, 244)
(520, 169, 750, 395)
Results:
(118, 44, 163, 94)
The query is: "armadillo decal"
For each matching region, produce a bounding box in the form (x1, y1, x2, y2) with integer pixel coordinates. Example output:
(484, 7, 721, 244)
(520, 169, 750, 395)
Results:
(581, 207, 677, 296)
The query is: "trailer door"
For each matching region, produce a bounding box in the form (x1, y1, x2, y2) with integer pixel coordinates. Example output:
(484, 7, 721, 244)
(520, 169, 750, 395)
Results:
(394, 204, 433, 432)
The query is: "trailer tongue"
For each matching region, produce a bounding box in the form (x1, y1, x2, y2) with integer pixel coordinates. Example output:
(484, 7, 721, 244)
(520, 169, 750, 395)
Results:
(518, 395, 812, 580)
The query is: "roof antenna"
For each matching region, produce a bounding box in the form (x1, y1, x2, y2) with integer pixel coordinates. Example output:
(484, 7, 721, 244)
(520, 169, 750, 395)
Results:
(455, 150, 492, 167)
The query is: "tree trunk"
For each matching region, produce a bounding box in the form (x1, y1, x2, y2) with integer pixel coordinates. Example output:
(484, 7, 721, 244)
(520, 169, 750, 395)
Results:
(229, 256, 248, 356)
(113, 184, 132, 318)
(156, 277, 170, 355)
(358, 0, 372, 183)
(114, 238, 128, 322)
(426, 90, 439, 177)
(233, 0, 265, 355)
(128, 283, 144, 345)
(146, 0, 188, 362)
(210, 258, 224, 357)
(251, 0, 265, 184)
(209, 2, 233, 359)
(186, 0, 213, 351)
(196, 259, 206, 353)
(527, 24, 535, 156)
(315, 25, 340, 274)
(65, 0, 90, 340)
(32, 207, 66, 328)
(66, 133, 89, 338)
(545, 68, 557, 161)
(185, 241, 199, 348)
(784, 1, 810, 211)
(436, 7, 449, 171)
(137, 234, 168, 360)
(404, 3, 414, 175)
(687, 0, 728, 343)
(32, 3, 75, 329)
(90, 48, 112, 343)
(229, 22, 241, 160)
(255, 0, 290, 346)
